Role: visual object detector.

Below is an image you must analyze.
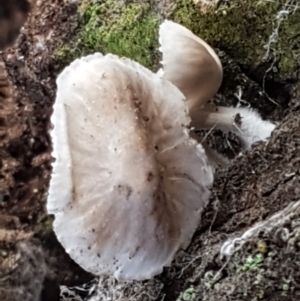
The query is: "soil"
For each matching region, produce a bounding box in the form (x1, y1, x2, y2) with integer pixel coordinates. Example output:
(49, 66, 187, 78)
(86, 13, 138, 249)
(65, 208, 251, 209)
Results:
(0, 1, 93, 300)
(0, 0, 300, 301)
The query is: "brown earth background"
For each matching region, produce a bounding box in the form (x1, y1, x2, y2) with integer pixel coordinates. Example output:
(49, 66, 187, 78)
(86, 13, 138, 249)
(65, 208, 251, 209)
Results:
(1, 0, 300, 301)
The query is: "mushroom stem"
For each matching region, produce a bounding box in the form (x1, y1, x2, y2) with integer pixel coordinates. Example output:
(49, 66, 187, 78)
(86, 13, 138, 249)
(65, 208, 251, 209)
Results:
(191, 105, 276, 149)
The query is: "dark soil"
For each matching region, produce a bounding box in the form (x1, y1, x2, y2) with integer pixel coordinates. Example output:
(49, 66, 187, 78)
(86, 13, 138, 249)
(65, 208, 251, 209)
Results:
(0, 1, 93, 300)
(0, 1, 299, 301)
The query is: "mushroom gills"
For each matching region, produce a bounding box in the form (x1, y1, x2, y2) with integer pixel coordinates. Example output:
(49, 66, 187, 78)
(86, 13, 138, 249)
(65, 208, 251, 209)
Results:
(47, 52, 214, 281)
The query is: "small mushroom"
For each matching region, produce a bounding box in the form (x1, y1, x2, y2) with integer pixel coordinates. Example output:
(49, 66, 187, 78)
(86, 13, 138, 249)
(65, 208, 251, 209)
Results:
(47, 53, 213, 281)
(158, 20, 223, 112)
(158, 20, 275, 150)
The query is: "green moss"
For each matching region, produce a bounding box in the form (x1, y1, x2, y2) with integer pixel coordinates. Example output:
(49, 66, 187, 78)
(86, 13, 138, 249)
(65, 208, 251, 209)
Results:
(55, 0, 300, 79)
(171, 0, 300, 79)
(56, 0, 159, 70)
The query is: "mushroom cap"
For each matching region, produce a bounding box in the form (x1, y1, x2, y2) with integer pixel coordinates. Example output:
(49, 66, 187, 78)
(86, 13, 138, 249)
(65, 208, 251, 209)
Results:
(158, 20, 223, 111)
(47, 53, 213, 281)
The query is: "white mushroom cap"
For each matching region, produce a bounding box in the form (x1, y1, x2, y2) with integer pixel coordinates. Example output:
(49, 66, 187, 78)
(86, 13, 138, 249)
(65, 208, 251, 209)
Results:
(47, 53, 213, 281)
(158, 21, 275, 152)
(158, 20, 223, 112)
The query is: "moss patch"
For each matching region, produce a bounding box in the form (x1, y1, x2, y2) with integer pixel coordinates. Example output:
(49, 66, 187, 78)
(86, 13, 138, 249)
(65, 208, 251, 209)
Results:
(55, 0, 300, 79)
(56, 0, 159, 70)
(171, 0, 300, 80)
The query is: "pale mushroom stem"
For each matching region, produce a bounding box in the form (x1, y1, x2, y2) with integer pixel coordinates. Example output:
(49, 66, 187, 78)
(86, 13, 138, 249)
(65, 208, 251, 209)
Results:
(190, 105, 276, 150)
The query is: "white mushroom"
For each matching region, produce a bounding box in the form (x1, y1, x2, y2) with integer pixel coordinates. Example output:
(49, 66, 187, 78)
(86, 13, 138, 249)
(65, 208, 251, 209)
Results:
(0, 0, 33, 49)
(47, 53, 213, 281)
(158, 20, 275, 150)
(158, 20, 223, 112)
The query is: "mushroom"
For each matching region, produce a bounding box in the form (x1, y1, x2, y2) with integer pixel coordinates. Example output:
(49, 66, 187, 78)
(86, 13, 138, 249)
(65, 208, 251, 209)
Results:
(158, 20, 223, 113)
(47, 53, 214, 281)
(158, 20, 276, 150)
